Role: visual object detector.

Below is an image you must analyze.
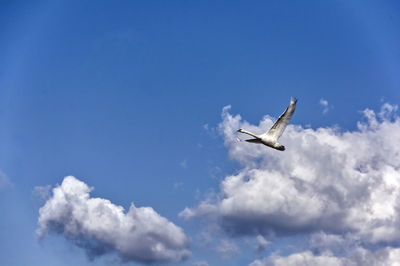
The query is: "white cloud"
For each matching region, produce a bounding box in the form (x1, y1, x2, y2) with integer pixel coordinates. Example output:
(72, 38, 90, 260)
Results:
(249, 247, 400, 266)
(319, 98, 331, 114)
(32, 185, 51, 200)
(250, 251, 345, 266)
(255, 235, 270, 252)
(216, 239, 239, 259)
(202, 121, 219, 139)
(308, 231, 359, 255)
(37, 176, 190, 263)
(193, 260, 209, 266)
(196, 228, 215, 247)
(181, 103, 400, 245)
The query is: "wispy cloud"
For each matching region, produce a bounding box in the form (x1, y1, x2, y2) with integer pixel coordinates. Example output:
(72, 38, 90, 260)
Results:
(319, 98, 331, 114)
(193, 260, 209, 266)
(32, 185, 51, 201)
(180, 159, 188, 168)
(0, 170, 11, 190)
(202, 122, 219, 139)
(37, 176, 190, 263)
(216, 239, 239, 259)
(255, 235, 270, 253)
(174, 182, 184, 190)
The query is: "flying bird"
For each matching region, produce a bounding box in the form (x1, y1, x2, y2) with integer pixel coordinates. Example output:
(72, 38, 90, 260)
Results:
(237, 97, 297, 151)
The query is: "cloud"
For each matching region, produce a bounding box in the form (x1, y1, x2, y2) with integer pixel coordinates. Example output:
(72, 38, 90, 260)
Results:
(249, 251, 345, 266)
(319, 98, 331, 114)
(0, 170, 11, 190)
(202, 122, 219, 139)
(181, 103, 400, 245)
(173, 182, 184, 190)
(37, 176, 190, 264)
(249, 247, 400, 266)
(32, 185, 51, 200)
(255, 235, 270, 252)
(216, 239, 239, 259)
(180, 160, 188, 168)
(250, 231, 400, 265)
(308, 231, 359, 255)
(193, 260, 209, 266)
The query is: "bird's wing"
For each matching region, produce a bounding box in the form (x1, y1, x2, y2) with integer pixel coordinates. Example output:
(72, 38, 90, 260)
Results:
(263, 97, 297, 141)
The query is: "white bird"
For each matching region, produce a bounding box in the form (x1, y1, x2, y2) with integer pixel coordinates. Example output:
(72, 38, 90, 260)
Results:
(237, 97, 297, 151)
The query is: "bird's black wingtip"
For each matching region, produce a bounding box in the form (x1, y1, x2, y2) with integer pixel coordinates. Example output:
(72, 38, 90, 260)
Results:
(291, 97, 298, 103)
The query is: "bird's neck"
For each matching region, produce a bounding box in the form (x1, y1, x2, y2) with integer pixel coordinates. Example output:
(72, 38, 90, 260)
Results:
(241, 130, 260, 139)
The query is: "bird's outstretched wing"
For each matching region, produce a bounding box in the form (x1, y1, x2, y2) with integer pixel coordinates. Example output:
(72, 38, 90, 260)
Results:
(262, 97, 297, 141)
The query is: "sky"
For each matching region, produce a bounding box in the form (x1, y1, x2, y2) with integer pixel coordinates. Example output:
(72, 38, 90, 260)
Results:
(1, 1, 400, 265)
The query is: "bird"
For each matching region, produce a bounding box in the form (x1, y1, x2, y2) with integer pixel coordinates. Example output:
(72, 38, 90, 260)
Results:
(237, 97, 297, 151)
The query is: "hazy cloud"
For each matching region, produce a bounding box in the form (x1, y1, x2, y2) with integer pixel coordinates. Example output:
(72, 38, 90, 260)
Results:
(216, 239, 239, 259)
(173, 182, 184, 190)
(32, 185, 52, 201)
(0, 170, 11, 190)
(319, 98, 331, 114)
(182, 103, 400, 245)
(180, 160, 188, 168)
(37, 176, 190, 264)
(193, 260, 209, 266)
(255, 235, 270, 253)
(202, 122, 219, 138)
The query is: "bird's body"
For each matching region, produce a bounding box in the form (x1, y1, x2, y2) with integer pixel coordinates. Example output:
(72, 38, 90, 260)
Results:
(237, 97, 297, 151)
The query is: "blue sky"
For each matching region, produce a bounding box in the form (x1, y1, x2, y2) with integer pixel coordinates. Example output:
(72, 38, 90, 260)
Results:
(1, 1, 400, 265)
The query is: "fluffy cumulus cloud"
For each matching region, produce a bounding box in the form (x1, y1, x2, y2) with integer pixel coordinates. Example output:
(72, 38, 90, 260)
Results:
(37, 176, 190, 264)
(181, 103, 400, 262)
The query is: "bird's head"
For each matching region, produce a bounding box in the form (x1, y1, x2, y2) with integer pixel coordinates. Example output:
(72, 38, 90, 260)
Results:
(276, 144, 285, 151)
